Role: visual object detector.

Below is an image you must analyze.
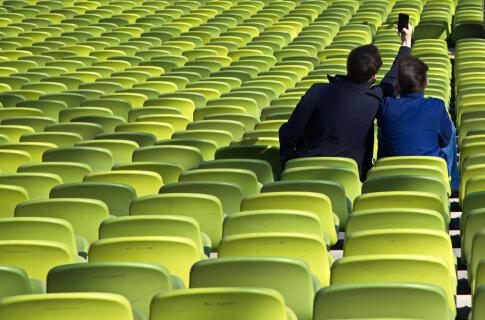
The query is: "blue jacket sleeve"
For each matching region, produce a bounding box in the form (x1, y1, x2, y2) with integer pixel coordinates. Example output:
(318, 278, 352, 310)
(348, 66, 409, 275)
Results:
(279, 84, 319, 164)
(376, 46, 412, 98)
(438, 104, 452, 148)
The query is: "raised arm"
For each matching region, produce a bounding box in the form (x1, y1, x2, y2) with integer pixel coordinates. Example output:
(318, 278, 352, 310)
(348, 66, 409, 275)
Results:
(279, 84, 319, 164)
(378, 25, 413, 98)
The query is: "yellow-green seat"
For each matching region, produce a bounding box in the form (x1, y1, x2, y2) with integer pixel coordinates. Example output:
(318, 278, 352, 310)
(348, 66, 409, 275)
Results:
(0, 292, 133, 320)
(0, 240, 73, 282)
(45, 123, 104, 140)
(130, 193, 223, 249)
(313, 283, 452, 320)
(0, 217, 78, 258)
(362, 175, 448, 211)
(1, 116, 56, 132)
(241, 192, 338, 246)
(219, 232, 331, 286)
(133, 145, 203, 170)
(89, 236, 202, 286)
(115, 122, 174, 140)
(179, 168, 259, 196)
(15, 198, 109, 246)
(18, 162, 91, 184)
(43, 147, 114, 173)
(0, 265, 33, 298)
(20, 132, 83, 147)
(50, 182, 136, 217)
(0, 149, 31, 173)
(136, 114, 190, 132)
(0, 124, 34, 143)
(344, 229, 456, 286)
(346, 208, 446, 235)
(47, 262, 174, 319)
(84, 170, 163, 197)
(0, 184, 28, 218)
(99, 215, 207, 257)
(0, 142, 55, 162)
(282, 166, 361, 203)
(190, 257, 314, 320)
(331, 255, 456, 317)
(0, 173, 61, 200)
(150, 288, 293, 320)
(75, 140, 138, 164)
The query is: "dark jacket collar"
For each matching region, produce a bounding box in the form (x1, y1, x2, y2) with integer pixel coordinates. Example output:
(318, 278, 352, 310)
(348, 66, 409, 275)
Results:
(327, 74, 374, 90)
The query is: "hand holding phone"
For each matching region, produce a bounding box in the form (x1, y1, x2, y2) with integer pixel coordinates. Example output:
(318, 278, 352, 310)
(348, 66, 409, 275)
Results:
(397, 14, 412, 47)
(398, 13, 410, 32)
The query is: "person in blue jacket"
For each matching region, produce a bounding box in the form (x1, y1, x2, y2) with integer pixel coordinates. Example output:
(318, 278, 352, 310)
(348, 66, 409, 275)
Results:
(279, 26, 413, 180)
(377, 55, 459, 191)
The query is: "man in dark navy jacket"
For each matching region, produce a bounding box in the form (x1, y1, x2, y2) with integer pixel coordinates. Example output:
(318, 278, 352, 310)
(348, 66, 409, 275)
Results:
(279, 26, 413, 179)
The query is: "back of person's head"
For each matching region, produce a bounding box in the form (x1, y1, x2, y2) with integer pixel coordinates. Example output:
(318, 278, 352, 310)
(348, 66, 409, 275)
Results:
(346, 44, 383, 84)
(397, 55, 429, 94)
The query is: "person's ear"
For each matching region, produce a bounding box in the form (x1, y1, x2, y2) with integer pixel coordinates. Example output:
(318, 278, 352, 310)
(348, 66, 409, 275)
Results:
(371, 74, 377, 81)
(425, 77, 429, 88)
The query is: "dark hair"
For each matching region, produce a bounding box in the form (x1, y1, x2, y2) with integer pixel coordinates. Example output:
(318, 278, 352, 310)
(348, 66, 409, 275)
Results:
(346, 45, 383, 83)
(397, 55, 429, 93)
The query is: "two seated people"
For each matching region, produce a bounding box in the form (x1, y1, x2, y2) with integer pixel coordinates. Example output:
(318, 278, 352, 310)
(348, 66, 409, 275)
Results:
(279, 25, 459, 191)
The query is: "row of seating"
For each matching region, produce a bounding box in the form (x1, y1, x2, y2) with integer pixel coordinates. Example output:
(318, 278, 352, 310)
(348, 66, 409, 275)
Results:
(0, 0, 479, 319)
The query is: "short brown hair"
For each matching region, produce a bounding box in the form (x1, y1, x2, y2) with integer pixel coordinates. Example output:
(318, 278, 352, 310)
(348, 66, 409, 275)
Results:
(397, 56, 429, 94)
(347, 45, 383, 83)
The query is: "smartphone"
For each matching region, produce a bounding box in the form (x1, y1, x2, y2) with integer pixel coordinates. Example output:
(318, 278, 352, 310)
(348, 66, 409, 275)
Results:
(398, 13, 409, 32)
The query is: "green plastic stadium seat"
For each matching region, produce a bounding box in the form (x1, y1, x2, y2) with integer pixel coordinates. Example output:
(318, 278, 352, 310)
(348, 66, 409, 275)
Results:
(331, 255, 456, 316)
(47, 262, 174, 318)
(84, 170, 163, 197)
(43, 147, 114, 173)
(50, 182, 136, 216)
(261, 180, 350, 226)
(133, 145, 203, 170)
(0, 292, 133, 320)
(242, 192, 337, 246)
(89, 236, 202, 286)
(15, 198, 109, 246)
(0, 265, 33, 299)
(314, 283, 452, 320)
(191, 257, 315, 320)
(219, 232, 331, 286)
(99, 215, 207, 257)
(0, 149, 31, 173)
(150, 288, 294, 320)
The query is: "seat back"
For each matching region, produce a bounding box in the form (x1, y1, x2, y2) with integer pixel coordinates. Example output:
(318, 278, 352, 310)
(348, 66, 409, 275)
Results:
(47, 262, 172, 317)
(130, 194, 223, 249)
(99, 216, 205, 256)
(354, 191, 449, 224)
(150, 288, 289, 320)
(15, 198, 109, 244)
(0, 173, 62, 199)
(261, 180, 349, 226)
(89, 236, 200, 286)
(0, 292, 133, 320)
(219, 233, 331, 286)
(0, 266, 32, 299)
(190, 257, 314, 320)
(241, 192, 337, 246)
(314, 283, 451, 320)
(0, 217, 77, 256)
(50, 182, 136, 216)
(282, 166, 361, 202)
(160, 181, 244, 214)
(331, 255, 456, 315)
(0, 240, 72, 281)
